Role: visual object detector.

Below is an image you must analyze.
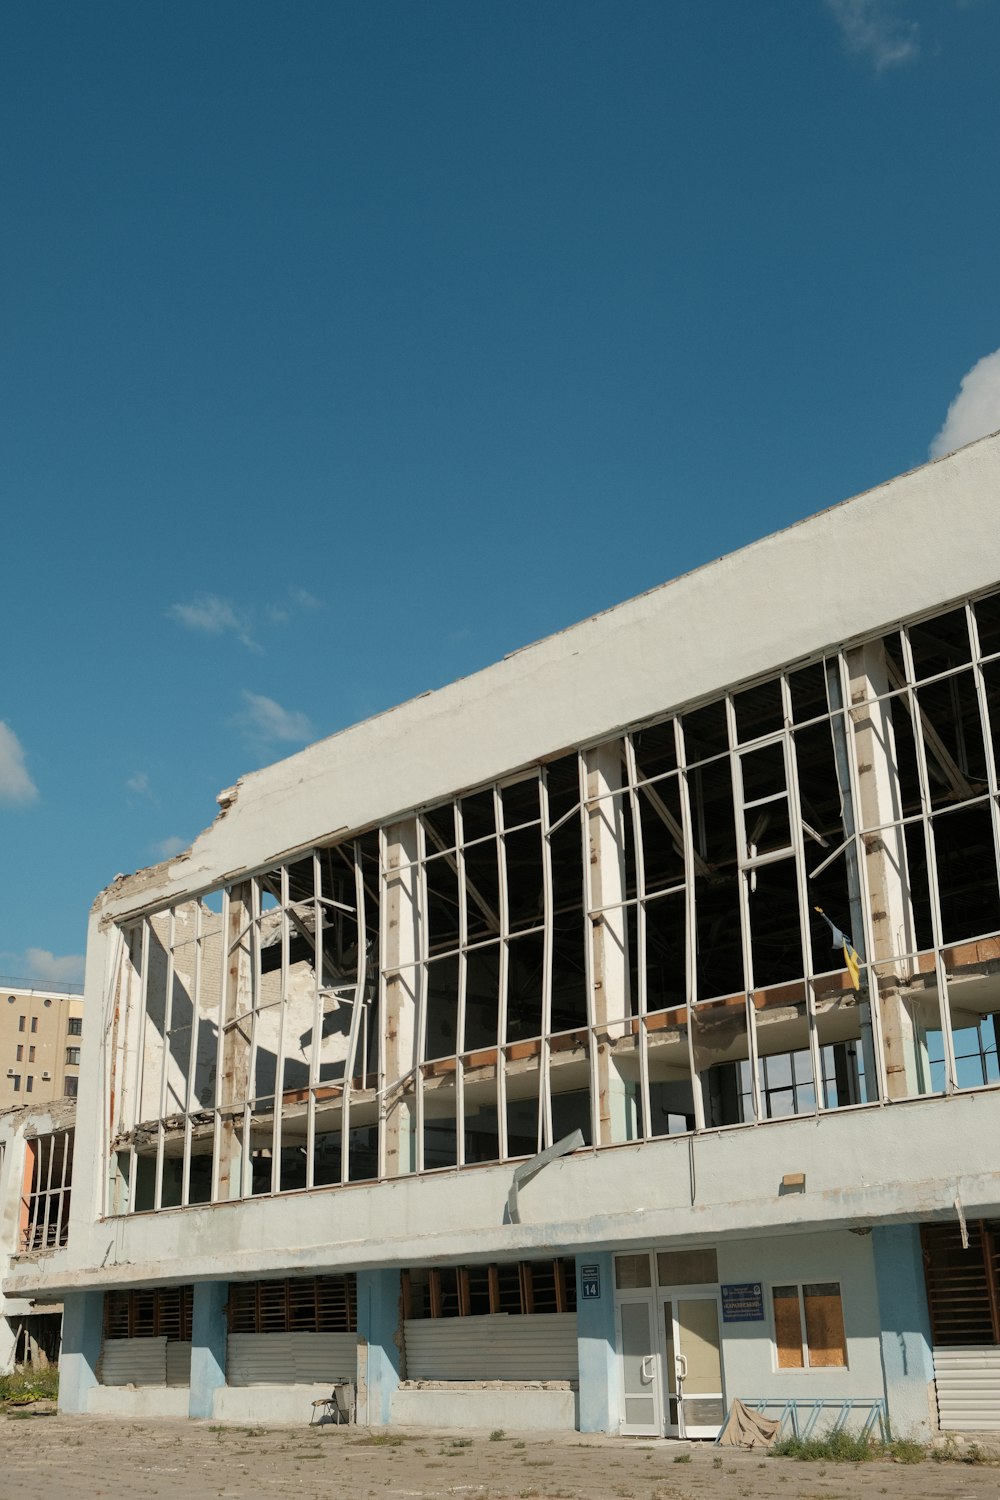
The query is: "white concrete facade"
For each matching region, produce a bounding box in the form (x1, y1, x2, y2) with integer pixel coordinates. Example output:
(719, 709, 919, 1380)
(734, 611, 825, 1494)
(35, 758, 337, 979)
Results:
(7, 434, 1000, 1437)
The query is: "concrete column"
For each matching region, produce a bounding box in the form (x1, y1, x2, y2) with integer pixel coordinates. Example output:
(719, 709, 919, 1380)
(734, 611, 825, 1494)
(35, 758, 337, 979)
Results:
(0, 1315, 17, 1373)
(356, 1269, 402, 1427)
(189, 1280, 228, 1419)
(59, 1290, 103, 1414)
(872, 1225, 935, 1439)
(383, 822, 419, 1176)
(846, 644, 925, 1097)
(586, 747, 634, 1146)
(575, 1253, 620, 1433)
(220, 882, 253, 1199)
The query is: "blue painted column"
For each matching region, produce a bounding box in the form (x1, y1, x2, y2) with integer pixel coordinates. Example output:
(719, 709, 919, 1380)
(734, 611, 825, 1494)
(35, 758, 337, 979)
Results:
(575, 1252, 620, 1433)
(59, 1290, 103, 1413)
(189, 1280, 229, 1419)
(357, 1269, 401, 1427)
(872, 1225, 935, 1439)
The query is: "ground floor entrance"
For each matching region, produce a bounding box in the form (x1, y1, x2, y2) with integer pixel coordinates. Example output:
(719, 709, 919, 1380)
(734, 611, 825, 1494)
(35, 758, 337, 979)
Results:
(614, 1249, 725, 1439)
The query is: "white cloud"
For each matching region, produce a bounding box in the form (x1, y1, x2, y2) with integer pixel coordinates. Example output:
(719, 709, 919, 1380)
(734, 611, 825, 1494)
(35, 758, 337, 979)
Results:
(153, 835, 189, 859)
(930, 347, 1000, 459)
(0, 947, 86, 986)
(0, 722, 39, 806)
(126, 771, 152, 798)
(290, 587, 324, 612)
(826, 0, 919, 70)
(168, 594, 257, 649)
(237, 691, 314, 745)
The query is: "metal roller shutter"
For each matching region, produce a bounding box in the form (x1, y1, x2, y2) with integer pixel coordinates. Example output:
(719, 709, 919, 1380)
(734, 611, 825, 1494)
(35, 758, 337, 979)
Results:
(403, 1313, 578, 1381)
(226, 1331, 357, 1386)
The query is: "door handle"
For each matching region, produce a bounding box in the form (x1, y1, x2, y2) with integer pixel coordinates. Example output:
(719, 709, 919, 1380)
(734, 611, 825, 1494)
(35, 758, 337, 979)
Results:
(640, 1355, 656, 1383)
(675, 1353, 688, 1384)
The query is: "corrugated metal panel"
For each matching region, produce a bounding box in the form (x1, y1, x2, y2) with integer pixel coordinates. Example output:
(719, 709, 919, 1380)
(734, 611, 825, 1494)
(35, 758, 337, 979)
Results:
(100, 1337, 167, 1386)
(166, 1341, 192, 1387)
(934, 1346, 1000, 1432)
(227, 1332, 357, 1386)
(404, 1314, 578, 1381)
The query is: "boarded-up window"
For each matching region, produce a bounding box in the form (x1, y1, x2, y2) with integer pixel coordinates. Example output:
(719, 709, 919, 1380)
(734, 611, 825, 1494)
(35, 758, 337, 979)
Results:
(402, 1259, 577, 1318)
(104, 1285, 192, 1341)
(773, 1285, 805, 1369)
(227, 1276, 356, 1334)
(921, 1222, 1000, 1346)
(773, 1283, 846, 1369)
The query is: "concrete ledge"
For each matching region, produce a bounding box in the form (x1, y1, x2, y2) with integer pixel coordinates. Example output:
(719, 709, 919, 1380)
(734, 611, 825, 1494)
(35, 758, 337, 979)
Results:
(212, 1383, 341, 1425)
(88, 1385, 190, 1418)
(391, 1383, 578, 1431)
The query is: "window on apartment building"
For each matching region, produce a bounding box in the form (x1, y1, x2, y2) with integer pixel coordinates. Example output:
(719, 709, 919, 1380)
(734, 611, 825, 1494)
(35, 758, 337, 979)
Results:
(227, 1276, 356, 1334)
(30, 1017, 37, 1034)
(64, 1077, 78, 1099)
(104, 1285, 192, 1341)
(66, 1047, 81, 1066)
(68, 1017, 82, 1036)
(16, 1045, 22, 1062)
(772, 1283, 846, 1369)
(18, 1017, 24, 1033)
(11, 1075, 20, 1092)
(28, 1046, 34, 1063)
(25, 1076, 33, 1093)
(402, 1259, 577, 1319)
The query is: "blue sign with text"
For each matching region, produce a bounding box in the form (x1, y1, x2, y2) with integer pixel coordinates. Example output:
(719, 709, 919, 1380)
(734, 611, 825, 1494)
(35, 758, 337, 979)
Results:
(580, 1264, 602, 1299)
(721, 1282, 765, 1322)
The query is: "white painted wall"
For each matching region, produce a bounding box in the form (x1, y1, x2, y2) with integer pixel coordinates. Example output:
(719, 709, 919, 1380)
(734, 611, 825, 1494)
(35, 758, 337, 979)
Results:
(391, 1385, 577, 1431)
(212, 1382, 344, 1425)
(87, 1383, 190, 1418)
(715, 1230, 883, 1408)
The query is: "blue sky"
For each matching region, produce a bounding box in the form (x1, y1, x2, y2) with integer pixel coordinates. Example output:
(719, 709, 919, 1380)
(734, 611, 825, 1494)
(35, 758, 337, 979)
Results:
(2, 0, 1000, 984)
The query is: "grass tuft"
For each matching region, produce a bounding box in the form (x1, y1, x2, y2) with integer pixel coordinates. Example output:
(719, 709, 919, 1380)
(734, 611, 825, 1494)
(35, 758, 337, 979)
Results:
(770, 1430, 925, 1464)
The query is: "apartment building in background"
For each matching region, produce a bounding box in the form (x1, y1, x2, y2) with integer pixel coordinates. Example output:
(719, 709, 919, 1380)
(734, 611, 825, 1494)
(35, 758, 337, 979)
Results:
(0, 985, 83, 1110)
(6, 433, 1000, 1438)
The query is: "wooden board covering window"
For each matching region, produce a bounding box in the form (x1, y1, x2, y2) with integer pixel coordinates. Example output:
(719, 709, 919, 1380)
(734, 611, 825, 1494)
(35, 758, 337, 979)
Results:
(401, 1259, 577, 1318)
(226, 1276, 356, 1335)
(802, 1283, 847, 1368)
(772, 1285, 804, 1369)
(921, 1222, 1000, 1346)
(104, 1285, 192, 1342)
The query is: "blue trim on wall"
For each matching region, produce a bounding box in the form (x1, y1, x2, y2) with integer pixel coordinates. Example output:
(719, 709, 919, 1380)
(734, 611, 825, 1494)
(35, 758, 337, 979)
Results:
(575, 1252, 620, 1433)
(59, 1290, 103, 1413)
(872, 1225, 935, 1438)
(358, 1268, 401, 1426)
(189, 1280, 228, 1419)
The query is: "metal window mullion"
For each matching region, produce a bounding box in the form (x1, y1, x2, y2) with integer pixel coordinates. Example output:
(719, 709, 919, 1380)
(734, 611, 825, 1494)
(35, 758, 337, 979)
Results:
(307, 852, 322, 1191)
(674, 717, 705, 1132)
(624, 737, 651, 1141)
(340, 842, 364, 1187)
(413, 822, 429, 1175)
(133, 919, 151, 1135)
(577, 751, 601, 1153)
(153, 1122, 165, 1211)
(783, 680, 823, 1114)
(455, 802, 469, 1165)
(496, 785, 514, 1155)
(246, 878, 263, 1111)
(181, 902, 203, 1206)
(210, 888, 231, 1203)
(376, 827, 390, 1181)
(900, 628, 958, 1093)
(538, 771, 556, 1147)
(158, 908, 176, 1125)
(728, 696, 761, 1123)
(968, 607, 1000, 951)
(271, 866, 290, 1195)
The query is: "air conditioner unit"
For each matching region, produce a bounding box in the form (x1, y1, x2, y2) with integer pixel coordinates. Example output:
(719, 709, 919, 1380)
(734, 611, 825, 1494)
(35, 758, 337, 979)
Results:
(41, 1071, 51, 1080)
(5, 1069, 13, 1077)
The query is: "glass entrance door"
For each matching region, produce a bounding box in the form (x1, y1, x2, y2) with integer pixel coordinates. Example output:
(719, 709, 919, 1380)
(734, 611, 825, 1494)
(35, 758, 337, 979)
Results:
(617, 1297, 662, 1436)
(660, 1293, 725, 1439)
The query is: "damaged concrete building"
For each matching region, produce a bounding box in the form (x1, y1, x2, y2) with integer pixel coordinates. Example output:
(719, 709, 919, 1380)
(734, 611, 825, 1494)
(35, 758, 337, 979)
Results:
(8, 433, 1000, 1436)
